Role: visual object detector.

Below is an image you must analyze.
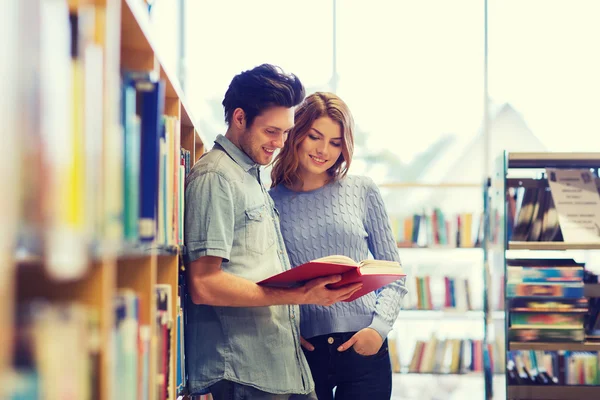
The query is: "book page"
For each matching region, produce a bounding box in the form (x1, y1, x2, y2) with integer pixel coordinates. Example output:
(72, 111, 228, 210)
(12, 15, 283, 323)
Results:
(312, 255, 358, 266)
(359, 259, 402, 268)
(546, 168, 600, 243)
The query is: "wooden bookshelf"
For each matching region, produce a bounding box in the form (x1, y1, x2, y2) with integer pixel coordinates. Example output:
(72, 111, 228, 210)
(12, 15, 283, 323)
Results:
(8, 0, 205, 399)
(495, 152, 600, 400)
(507, 385, 600, 400)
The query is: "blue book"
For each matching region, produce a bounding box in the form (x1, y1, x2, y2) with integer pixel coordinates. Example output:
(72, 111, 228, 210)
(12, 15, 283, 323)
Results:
(507, 266, 584, 283)
(123, 73, 165, 242)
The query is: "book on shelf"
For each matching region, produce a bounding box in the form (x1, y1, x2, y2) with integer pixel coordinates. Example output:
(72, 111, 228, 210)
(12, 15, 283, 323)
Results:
(585, 297, 600, 341)
(507, 259, 588, 343)
(509, 186, 563, 242)
(391, 210, 483, 248)
(120, 71, 192, 249)
(16, 0, 106, 280)
(404, 335, 503, 375)
(507, 350, 600, 386)
(113, 289, 143, 400)
(10, 300, 100, 399)
(156, 284, 174, 400)
(258, 255, 405, 302)
(404, 275, 473, 311)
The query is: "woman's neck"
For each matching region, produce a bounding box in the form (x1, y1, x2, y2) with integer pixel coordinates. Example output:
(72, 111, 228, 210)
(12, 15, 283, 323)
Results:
(292, 171, 329, 192)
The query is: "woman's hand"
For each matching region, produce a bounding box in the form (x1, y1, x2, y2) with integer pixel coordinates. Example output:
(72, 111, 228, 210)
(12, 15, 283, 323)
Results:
(300, 336, 315, 351)
(337, 328, 383, 356)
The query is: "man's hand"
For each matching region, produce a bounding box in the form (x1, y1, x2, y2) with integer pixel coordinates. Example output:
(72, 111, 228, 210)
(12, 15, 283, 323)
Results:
(300, 275, 362, 306)
(300, 336, 315, 351)
(337, 328, 383, 356)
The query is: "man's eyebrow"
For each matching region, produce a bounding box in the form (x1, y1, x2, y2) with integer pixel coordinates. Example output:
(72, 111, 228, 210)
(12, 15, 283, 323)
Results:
(268, 126, 292, 133)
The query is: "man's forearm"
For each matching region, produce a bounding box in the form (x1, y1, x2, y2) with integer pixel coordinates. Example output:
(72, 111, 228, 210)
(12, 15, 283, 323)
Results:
(189, 269, 305, 307)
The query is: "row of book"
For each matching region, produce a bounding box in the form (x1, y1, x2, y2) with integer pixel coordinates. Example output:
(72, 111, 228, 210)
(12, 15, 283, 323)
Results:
(404, 276, 473, 311)
(507, 259, 588, 343)
(7, 286, 178, 399)
(404, 336, 502, 375)
(390, 211, 483, 248)
(14, 0, 190, 281)
(121, 71, 191, 248)
(507, 350, 600, 386)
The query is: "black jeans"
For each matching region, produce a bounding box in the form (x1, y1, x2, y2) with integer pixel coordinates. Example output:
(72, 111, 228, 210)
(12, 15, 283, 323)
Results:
(302, 332, 392, 400)
(209, 380, 318, 400)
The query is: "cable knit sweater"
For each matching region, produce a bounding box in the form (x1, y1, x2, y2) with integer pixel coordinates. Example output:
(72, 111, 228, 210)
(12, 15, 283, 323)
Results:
(269, 175, 407, 340)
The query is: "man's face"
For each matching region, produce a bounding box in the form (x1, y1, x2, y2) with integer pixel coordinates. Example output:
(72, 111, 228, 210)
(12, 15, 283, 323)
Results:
(239, 106, 295, 165)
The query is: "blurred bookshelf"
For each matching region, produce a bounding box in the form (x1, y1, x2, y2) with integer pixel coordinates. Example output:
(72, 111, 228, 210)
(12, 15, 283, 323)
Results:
(486, 151, 600, 400)
(4, 0, 206, 399)
(382, 182, 505, 395)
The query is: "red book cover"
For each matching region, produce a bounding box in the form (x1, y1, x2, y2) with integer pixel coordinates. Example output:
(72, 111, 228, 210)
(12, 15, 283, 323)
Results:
(258, 255, 406, 302)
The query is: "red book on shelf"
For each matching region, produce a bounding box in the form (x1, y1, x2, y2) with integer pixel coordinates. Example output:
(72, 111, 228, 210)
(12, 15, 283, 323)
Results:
(258, 255, 406, 302)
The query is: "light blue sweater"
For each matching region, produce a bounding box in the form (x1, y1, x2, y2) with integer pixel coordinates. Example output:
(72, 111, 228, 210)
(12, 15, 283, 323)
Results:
(269, 175, 407, 340)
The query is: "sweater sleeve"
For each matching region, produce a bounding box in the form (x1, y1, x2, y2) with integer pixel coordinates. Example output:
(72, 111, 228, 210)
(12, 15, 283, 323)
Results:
(363, 178, 408, 340)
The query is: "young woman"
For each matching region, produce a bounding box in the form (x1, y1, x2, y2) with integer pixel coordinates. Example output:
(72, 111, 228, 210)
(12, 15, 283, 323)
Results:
(269, 92, 407, 400)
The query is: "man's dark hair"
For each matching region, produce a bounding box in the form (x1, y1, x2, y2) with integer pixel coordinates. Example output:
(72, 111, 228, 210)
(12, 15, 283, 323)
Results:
(222, 64, 305, 128)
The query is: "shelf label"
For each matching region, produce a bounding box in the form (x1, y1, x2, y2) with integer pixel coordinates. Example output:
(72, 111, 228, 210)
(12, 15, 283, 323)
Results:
(546, 168, 600, 243)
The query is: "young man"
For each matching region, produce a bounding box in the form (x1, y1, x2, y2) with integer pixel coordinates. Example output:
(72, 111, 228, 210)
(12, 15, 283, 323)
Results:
(184, 64, 363, 400)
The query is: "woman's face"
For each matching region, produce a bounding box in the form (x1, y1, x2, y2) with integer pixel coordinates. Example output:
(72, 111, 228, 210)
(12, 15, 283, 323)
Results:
(297, 116, 343, 179)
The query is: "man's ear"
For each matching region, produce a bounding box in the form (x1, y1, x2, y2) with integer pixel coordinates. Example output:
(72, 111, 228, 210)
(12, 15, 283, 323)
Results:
(232, 108, 246, 130)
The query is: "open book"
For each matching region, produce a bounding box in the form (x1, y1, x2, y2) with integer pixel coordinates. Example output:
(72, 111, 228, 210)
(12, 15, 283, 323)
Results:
(258, 255, 406, 302)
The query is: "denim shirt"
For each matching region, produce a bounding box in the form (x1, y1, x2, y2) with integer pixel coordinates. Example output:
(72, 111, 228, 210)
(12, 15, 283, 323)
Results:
(184, 135, 314, 395)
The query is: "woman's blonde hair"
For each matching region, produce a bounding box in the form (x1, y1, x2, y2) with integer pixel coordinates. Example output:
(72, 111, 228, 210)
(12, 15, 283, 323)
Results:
(270, 92, 354, 188)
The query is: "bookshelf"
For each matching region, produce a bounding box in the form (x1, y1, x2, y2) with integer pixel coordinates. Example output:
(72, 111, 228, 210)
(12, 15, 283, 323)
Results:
(6, 0, 204, 399)
(487, 151, 600, 400)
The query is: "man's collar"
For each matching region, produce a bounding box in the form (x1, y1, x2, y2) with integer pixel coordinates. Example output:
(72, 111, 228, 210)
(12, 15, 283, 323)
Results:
(215, 134, 259, 172)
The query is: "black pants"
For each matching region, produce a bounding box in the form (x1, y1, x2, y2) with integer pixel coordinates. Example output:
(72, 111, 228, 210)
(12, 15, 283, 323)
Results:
(302, 332, 392, 400)
(209, 380, 318, 400)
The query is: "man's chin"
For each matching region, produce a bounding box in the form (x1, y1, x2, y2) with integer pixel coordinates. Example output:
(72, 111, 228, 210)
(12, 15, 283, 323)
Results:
(251, 155, 272, 166)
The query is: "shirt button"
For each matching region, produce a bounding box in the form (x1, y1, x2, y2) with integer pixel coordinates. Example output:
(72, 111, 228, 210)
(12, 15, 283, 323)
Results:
(327, 337, 334, 344)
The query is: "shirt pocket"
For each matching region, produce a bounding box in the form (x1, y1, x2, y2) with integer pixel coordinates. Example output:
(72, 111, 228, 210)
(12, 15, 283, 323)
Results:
(245, 204, 275, 254)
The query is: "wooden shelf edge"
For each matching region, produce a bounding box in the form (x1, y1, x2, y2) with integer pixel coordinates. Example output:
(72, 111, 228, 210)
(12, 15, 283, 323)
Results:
(123, 0, 199, 135)
(509, 341, 600, 351)
(508, 241, 600, 250)
(507, 385, 600, 400)
(194, 129, 207, 156)
(397, 245, 482, 250)
(379, 182, 482, 188)
(585, 283, 600, 297)
(507, 152, 600, 168)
